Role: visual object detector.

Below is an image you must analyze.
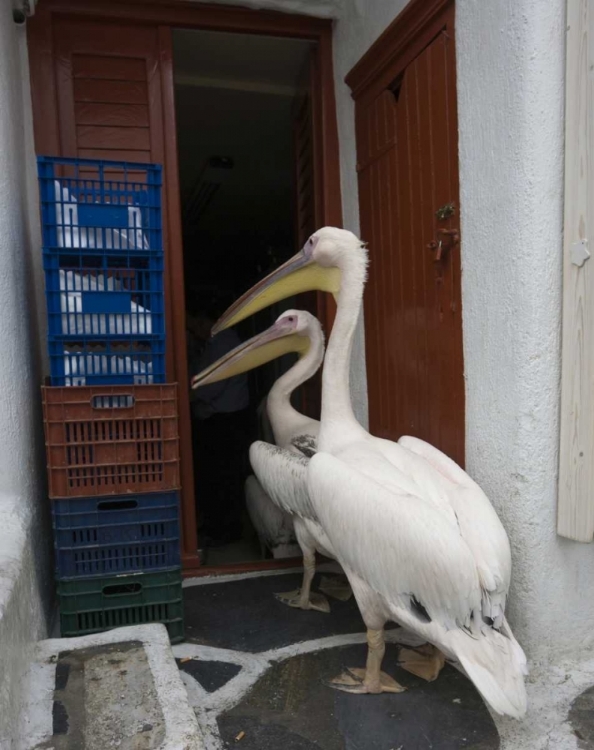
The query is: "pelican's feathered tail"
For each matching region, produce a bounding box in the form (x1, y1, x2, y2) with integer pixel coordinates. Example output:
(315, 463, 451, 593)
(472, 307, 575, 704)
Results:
(445, 617, 527, 718)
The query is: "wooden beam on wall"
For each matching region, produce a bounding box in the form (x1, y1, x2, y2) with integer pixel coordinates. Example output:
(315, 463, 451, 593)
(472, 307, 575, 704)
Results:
(558, 0, 594, 540)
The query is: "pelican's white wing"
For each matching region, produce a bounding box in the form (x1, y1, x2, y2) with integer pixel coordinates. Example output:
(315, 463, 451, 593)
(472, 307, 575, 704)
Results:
(307, 452, 481, 631)
(332, 438, 459, 527)
(249, 441, 315, 521)
(396, 435, 512, 625)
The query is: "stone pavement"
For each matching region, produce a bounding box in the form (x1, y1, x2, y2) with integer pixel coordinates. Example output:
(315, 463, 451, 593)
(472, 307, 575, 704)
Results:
(176, 569, 500, 750)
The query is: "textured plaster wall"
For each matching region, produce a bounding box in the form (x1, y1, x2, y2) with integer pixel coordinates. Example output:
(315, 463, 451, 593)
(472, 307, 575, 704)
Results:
(0, 2, 51, 746)
(456, 0, 592, 664)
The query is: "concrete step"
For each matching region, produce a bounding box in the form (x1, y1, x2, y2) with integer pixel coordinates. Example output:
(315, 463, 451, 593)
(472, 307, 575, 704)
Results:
(17, 624, 203, 750)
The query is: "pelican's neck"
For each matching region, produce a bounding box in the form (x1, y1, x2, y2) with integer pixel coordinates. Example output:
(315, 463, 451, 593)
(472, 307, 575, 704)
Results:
(320, 247, 367, 438)
(267, 328, 324, 443)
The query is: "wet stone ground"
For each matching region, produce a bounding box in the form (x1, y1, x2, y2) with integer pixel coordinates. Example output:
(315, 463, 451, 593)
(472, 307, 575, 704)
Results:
(177, 658, 242, 693)
(180, 573, 502, 750)
(218, 643, 500, 750)
(183, 572, 373, 652)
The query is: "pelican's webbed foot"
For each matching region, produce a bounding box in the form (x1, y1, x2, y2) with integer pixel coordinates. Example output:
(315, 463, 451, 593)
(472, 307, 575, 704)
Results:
(319, 575, 353, 602)
(274, 589, 331, 613)
(325, 667, 405, 695)
(398, 644, 445, 682)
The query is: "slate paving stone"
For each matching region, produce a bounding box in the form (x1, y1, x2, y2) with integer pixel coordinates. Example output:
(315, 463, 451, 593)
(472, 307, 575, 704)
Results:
(176, 658, 242, 693)
(184, 573, 394, 652)
(220, 715, 321, 749)
(569, 684, 594, 748)
(218, 643, 500, 750)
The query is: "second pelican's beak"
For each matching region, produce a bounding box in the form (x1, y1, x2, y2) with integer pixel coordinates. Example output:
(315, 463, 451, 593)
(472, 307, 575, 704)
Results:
(212, 250, 340, 334)
(191, 318, 310, 389)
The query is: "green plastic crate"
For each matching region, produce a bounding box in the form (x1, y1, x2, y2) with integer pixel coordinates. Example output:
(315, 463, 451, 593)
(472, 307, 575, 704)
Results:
(58, 569, 184, 643)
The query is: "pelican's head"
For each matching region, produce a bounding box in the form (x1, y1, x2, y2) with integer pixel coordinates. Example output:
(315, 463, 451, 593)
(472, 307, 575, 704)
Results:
(212, 227, 366, 334)
(191, 309, 324, 389)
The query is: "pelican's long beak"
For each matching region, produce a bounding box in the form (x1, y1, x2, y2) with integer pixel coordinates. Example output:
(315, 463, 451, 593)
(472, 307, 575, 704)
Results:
(212, 250, 341, 334)
(191, 320, 310, 389)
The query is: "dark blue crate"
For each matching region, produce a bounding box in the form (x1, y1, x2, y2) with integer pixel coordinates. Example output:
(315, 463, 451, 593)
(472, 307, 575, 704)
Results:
(52, 492, 180, 579)
(47, 335, 166, 386)
(37, 157, 162, 254)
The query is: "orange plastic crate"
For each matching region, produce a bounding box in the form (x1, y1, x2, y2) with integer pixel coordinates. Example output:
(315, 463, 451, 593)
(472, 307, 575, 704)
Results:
(42, 384, 180, 498)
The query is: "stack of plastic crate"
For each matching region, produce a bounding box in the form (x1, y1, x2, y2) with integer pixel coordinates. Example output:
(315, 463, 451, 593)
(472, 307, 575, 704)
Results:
(38, 157, 183, 643)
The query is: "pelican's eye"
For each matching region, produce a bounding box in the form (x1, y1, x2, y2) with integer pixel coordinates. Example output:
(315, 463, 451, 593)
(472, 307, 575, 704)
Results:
(303, 235, 318, 257)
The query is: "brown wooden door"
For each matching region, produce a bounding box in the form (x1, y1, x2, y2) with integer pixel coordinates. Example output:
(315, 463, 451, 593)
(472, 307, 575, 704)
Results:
(354, 10, 464, 465)
(29, 0, 343, 576)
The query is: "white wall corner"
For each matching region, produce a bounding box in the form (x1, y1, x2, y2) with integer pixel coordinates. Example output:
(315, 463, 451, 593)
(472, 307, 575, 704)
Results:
(455, 0, 594, 664)
(0, 11, 52, 748)
(0, 495, 51, 749)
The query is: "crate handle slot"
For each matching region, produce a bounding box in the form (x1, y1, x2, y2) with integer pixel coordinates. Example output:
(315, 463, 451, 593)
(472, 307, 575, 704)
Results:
(91, 395, 135, 409)
(103, 582, 142, 597)
(97, 499, 139, 511)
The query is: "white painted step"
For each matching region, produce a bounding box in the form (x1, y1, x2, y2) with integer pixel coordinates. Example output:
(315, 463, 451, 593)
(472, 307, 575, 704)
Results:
(17, 624, 203, 750)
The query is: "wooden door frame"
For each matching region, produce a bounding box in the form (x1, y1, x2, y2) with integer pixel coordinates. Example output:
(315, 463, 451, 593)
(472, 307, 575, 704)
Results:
(345, 0, 454, 104)
(28, 0, 342, 577)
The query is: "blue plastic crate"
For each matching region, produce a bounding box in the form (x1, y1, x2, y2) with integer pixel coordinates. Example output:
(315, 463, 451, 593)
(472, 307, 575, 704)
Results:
(37, 156, 166, 386)
(43, 251, 164, 340)
(47, 335, 166, 386)
(37, 157, 162, 254)
(52, 491, 180, 579)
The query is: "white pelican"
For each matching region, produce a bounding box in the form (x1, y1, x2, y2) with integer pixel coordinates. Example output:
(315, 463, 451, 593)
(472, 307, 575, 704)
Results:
(245, 399, 299, 558)
(192, 309, 350, 612)
(244, 475, 299, 559)
(210, 227, 528, 718)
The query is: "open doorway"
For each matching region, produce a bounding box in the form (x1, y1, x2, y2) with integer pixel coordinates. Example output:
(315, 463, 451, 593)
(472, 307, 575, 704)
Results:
(27, 1, 343, 575)
(172, 30, 315, 567)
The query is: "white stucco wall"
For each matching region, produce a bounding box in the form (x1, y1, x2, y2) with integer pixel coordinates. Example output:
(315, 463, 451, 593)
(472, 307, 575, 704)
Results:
(455, 0, 590, 665)
(0, 3, 51, 746)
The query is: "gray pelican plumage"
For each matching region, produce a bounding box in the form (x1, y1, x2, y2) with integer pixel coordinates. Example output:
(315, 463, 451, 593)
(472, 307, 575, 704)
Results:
(211, 227, 528, 718)
(192, 309, 350, 612)
(245, 399, 299, 559)
(244, 475, 299, 559)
